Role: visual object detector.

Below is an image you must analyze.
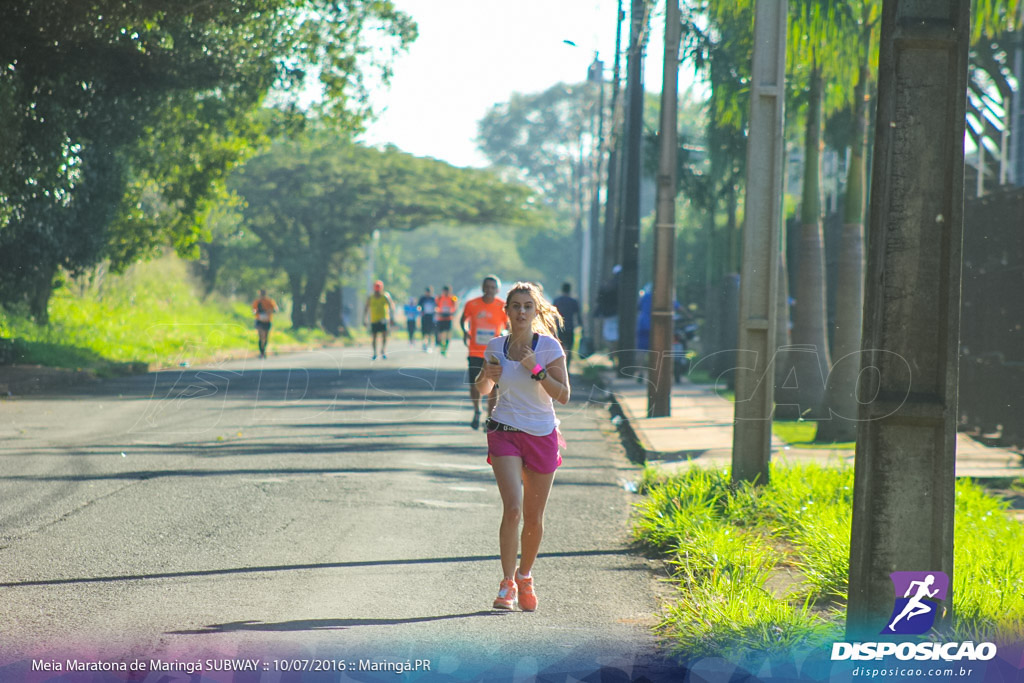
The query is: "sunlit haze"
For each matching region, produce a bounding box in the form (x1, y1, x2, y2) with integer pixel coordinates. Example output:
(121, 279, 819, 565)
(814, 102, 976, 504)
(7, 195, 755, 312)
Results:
(360, 0, 679, 168)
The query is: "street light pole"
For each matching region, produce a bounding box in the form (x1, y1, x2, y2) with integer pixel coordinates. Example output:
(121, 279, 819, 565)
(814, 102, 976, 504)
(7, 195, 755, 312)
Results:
(602, 0, 626, 286)
(585, 53, 606, 339)
(618, 0, 647, 375)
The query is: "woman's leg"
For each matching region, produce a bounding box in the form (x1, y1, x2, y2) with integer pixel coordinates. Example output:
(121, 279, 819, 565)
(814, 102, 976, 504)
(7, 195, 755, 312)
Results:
(518, 467, 556, 576)
(490, 456, 524, 579)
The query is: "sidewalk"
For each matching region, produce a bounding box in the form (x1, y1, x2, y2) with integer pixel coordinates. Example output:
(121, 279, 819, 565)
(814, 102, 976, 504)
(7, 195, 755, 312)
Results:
(606, 376, 1024, 480)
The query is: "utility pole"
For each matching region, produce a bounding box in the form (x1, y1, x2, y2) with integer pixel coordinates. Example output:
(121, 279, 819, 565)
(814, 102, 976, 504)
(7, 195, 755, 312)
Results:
(731, 0, 786, 484)
(846, 0, 970, 637)
(648, 0, 680, 417)
(618, 0, 647, 375)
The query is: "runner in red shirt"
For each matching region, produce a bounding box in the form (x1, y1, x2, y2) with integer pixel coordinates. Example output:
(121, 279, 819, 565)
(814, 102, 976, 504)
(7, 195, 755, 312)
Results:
(461, 275, 509, 429)
(435, 285, 458, 356)
(251, 289, 279, 359)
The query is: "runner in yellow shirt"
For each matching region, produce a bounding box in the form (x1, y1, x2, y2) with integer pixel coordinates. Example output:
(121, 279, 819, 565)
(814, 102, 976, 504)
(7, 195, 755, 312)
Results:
(363, 280, 396, 360)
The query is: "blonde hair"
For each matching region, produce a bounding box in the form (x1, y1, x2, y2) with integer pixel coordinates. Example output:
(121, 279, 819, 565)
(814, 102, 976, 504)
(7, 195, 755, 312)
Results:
(505, 281, 563, 337)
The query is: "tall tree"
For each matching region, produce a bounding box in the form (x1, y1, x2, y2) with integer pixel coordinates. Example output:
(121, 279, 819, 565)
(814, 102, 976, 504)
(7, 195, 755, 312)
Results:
(818, 0, 1020, 440)
(677, 2, 753, 379)
(0, 0, 415, 322)
(383, 225, 542, 300)
(772, 0, 858, 420)
(816, 0, 880, 441)
(230, 135, 536, 328)
(477, 82, 603, 292)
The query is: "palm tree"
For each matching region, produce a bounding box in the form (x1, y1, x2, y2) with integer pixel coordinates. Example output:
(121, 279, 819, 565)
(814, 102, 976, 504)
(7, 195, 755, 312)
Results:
(816, 0, 880, 442)
(817, 0, 1021, 441)
(773, 0, 858, 421)
(678, 1, 752, 379)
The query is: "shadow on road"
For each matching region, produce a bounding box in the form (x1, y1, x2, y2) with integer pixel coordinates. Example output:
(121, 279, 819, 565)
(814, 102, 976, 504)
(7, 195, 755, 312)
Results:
(169, 611, 504, 634)
(0, 549, 630, 589)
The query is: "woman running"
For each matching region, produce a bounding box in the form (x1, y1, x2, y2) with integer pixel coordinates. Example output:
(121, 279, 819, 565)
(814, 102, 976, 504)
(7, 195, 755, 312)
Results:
(474, 281, 570, 612)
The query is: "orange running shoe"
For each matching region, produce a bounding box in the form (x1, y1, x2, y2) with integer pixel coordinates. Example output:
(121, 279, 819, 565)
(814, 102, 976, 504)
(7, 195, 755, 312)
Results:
(492, 578, 517, 610)
(515, 573, 537, 611)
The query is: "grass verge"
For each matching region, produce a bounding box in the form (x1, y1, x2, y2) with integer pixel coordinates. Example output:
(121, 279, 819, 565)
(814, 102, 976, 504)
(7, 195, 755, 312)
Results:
(633, 464, 1024, 665)
(772, 420, 856, 450)
(688, 365, 853, 449)
(0, 254, 339, 376)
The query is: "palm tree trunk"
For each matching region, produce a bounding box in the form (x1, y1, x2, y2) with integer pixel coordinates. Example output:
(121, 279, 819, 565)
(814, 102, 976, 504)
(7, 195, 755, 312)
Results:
(288, 271, 306, 329)
(776, 65, 831, 420)
(302, 267, 327, 328)
(817, 44, 871, 442)
(774, 249, 792, 387)
(29, 263, 57, 325)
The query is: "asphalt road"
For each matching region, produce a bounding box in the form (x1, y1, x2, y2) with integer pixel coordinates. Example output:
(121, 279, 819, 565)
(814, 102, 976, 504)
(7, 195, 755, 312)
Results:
(0, 344, 681, 681)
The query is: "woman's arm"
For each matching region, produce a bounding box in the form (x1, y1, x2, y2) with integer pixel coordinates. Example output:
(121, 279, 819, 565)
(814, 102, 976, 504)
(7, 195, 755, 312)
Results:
(541, 356, 570, 405)
(520, 349, 570, 405)
(475, 355, 502, 396)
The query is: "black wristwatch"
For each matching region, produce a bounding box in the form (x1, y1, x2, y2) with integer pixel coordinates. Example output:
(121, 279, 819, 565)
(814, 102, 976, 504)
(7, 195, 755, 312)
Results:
(531, 368, 548, 382)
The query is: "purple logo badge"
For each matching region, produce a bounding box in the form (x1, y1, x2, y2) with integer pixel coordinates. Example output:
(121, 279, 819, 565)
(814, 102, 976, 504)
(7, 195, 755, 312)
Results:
(883, 571, 949, 635)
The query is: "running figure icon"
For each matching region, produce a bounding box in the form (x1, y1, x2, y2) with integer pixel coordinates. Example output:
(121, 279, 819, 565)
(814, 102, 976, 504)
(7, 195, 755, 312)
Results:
(888, 574, 940, 631)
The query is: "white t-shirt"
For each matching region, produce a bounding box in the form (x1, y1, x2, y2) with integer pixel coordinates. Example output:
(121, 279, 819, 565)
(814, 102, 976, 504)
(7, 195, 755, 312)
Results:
(485, 333, 565, 436)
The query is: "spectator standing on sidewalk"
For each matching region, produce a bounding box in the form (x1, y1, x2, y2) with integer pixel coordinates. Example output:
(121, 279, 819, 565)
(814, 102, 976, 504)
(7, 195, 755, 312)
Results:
(363, 280, 396, 360)
(552, 282, 581, 371)
(474, 281, 569, 612)
(460, 275, 508, 430)
(251, 289, 279, 359)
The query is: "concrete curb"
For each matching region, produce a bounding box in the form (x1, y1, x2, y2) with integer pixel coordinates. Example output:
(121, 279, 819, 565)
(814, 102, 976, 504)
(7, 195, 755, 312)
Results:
(597, 370, 1023, 480)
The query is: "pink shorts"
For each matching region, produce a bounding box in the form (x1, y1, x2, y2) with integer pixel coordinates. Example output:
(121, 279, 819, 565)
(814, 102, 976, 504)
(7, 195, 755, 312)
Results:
(486, 426, 564, 474)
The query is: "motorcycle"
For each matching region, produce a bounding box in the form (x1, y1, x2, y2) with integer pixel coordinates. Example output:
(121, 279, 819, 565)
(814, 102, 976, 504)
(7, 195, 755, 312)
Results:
(670, 313, 700, 383)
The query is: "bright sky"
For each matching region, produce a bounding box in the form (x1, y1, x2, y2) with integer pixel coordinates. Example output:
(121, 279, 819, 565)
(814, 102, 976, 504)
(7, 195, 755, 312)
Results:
(360, 0, 676, 168)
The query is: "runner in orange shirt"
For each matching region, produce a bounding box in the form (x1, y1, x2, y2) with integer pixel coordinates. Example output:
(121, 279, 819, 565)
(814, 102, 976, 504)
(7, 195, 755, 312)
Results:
(461, 275, 509, 429)
(251, 288, 279, 359)
(435, 285, 458, 356)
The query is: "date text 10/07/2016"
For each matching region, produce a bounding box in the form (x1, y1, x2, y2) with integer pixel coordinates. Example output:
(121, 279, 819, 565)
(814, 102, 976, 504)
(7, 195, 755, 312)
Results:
(273, 659, 432, 674)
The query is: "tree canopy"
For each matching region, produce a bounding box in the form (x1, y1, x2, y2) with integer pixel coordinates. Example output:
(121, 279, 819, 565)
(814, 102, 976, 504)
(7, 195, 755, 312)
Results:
(228, 134, 537, 328)
(0, 0, 415, 321)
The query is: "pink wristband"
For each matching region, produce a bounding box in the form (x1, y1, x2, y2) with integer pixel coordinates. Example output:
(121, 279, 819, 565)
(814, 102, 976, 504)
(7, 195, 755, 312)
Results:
(531, 363, 544, 376)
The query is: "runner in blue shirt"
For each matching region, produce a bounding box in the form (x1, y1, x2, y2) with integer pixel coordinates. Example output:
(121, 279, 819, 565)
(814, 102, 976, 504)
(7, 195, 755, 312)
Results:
(418, 286, 437, 352)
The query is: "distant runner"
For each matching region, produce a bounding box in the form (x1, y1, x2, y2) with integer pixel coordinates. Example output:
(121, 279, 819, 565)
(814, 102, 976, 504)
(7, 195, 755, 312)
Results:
(363, 280, 396, 360)
(460, 275, 508, 430)
(418, 286, 437, 352)
(251, 289, 279, 360)
(435, 285, 458, 356)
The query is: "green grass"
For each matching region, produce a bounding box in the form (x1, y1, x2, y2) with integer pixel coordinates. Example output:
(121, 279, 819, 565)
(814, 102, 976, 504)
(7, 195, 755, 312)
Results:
(0, 254, 336, 375)
(772, 420, 856, 450)
(633, 464, 1024, 663)
(687, 362, 855, 448)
